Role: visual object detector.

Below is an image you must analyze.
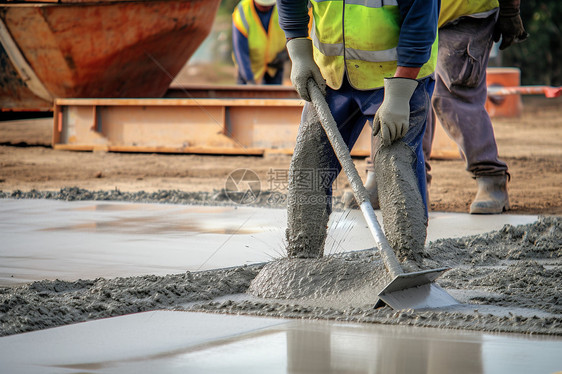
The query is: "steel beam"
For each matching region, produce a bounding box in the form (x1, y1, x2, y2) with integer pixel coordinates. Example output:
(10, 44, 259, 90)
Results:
(53, 98, 374, 156)
(165, 84, 300, 99)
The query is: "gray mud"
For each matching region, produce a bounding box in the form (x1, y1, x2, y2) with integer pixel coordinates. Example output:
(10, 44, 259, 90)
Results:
(0, 185, 359, 211)
(0, 187, 287, 209)
(285, 104, 332, 258)
(248, 253, 390, 302)
(374, 141, 427, 263)
(1, 215, 561, 337)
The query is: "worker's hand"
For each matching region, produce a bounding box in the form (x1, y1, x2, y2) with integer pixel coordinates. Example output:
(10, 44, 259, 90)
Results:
(286, 38, 326, 101)
(372, 77, 418, 146)
(494, 0, 528, 50)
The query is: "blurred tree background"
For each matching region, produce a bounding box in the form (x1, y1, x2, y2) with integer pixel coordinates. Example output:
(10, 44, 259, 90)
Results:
(493, 0, 561, 85)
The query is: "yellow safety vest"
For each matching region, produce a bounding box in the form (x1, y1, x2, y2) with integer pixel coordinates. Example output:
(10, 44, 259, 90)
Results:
(310, 0, 438, 90)
(232, 0, 286, 82)
(439, 0, 499, 28)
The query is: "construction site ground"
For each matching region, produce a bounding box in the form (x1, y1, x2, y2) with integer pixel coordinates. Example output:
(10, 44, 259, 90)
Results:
(1, 95, 561, 373)
(0, 96, 561, 215)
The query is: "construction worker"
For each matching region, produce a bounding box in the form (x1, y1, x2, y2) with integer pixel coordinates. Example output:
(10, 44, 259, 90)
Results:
(278, 0, 439, 262)
(424, 0, 527, 214)
(232, 0, 288, 85)
(357, 0, 528, 214)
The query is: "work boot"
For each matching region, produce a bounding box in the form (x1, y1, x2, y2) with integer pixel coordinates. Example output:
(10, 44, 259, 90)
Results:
(469, 174, 510, 214)
(341, 171, 379, 209)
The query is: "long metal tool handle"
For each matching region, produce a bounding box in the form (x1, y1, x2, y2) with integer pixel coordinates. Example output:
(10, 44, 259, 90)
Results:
(307, 80, 404, 277)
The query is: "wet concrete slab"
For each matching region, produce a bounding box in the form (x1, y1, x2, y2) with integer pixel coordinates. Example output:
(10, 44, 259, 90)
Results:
(0, 199, 538, 285)
(0, 310, 560, 374)
(1, 200, 559, 373)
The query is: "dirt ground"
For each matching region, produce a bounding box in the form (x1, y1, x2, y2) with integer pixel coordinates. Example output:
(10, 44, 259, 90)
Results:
(0, 96, 561, 215)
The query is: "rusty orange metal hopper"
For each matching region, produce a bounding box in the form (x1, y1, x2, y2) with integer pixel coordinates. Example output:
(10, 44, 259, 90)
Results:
(0, 0, 220, 111)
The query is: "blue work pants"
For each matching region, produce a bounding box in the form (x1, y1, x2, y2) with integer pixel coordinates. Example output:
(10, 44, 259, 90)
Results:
(305, 76, 434, 215)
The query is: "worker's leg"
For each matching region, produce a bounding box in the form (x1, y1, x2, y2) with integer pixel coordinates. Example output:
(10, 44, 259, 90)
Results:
(366, 78, 435, 211)
(368, 78, 435, 204)
(286, 84, 370, 258)
(343, 134, 379, 209)
(285, 103, 331, 258)
(422, 106, 436, 188)
(371, 77, 433, 262)
(433, 15, 507, 176)
(433, 14, 509, 213)
(236, 72, 249, 85)
(341, 164, 379, 209)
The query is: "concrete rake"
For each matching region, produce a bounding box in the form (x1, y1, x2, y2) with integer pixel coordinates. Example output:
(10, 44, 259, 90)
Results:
(307, 80, 459, 310)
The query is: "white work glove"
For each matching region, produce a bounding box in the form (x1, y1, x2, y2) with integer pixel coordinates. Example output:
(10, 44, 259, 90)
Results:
(373, 77, 419, 146)
(286, 38, 326, 102)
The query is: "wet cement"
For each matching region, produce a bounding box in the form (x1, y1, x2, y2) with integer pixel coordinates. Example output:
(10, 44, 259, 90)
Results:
(1, 216, 560, 337)
(248, 252, 389, 301)
(285, 84, 426, 269)
(374, 141, 427, 263)
(284, 104, 332, 258)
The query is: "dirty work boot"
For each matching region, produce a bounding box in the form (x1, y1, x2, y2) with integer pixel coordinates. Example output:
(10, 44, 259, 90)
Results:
(470, 174, 510, 214)
(341, 171, 379, 209)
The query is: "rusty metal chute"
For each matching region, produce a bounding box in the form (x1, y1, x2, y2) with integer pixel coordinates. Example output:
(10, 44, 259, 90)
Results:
(0, 0, 220, 111)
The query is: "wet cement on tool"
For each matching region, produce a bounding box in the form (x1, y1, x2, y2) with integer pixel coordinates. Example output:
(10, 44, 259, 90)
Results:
(1, 215, 561, 337)
(374, 141, 427, 263)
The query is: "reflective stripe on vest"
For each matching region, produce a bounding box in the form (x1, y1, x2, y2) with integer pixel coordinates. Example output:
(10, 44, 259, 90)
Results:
(232, 0, 286, 81)
(310, 0, 437, 90)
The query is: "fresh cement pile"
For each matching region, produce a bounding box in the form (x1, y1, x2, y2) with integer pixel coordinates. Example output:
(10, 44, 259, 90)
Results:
(1, 215, 561, 337)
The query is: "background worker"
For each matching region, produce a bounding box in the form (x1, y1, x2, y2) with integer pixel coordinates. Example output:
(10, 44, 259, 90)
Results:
(232, 0, 288, 85)
(278, 0, 439, 263)
(423, 0, 527, 214)
(357, 0, 528, 214)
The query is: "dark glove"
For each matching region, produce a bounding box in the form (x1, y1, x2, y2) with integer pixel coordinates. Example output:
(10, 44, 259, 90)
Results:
(493, 0, 528, 50)
(267, 48, 289, 69)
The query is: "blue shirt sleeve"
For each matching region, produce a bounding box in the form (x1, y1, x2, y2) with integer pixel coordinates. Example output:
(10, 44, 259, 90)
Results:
(277, 0, 309, 39)
(232, 24, 255, 82)
(397, 0, 440, 68)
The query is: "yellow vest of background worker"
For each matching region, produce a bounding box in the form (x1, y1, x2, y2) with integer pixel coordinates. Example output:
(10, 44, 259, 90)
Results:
(232, 0, 286, 83)
(439, 0, 499, 27)
(310, 0, 438, 90)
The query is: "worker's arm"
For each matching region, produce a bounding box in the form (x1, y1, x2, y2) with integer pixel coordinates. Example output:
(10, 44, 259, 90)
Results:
(394, 66, 421, 79)
(373, 0, 438, 145)
(277, 0, 310, 40)
(278, 0, 325, 101)
(232, 22, 256, 84)
(396, 0, 439, 70)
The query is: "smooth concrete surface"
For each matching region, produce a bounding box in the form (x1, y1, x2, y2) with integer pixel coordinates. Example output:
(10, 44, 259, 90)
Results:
(0, 311, 560, 374)
(0, 199, 538, 285)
